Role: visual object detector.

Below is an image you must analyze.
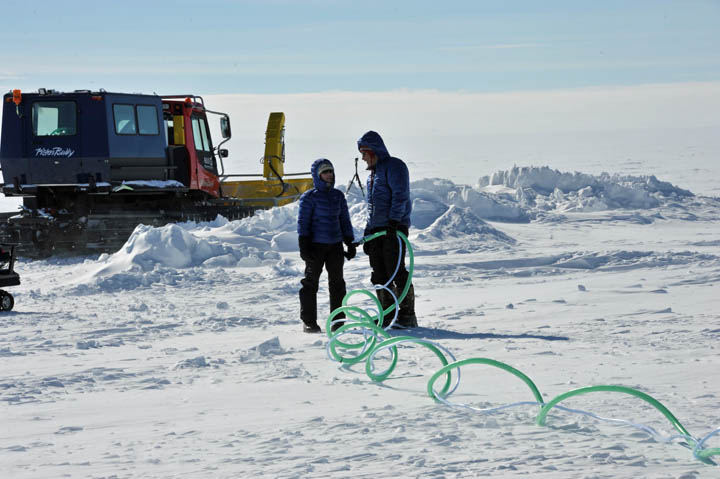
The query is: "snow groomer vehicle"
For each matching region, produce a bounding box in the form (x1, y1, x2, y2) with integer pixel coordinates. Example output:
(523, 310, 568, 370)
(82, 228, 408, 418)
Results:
(0, 89, 313, 256)
(0, 244, 19, 311)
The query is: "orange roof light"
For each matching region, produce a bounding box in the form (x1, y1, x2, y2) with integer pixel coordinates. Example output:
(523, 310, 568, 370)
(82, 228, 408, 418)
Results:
(12, 89, 21, 106)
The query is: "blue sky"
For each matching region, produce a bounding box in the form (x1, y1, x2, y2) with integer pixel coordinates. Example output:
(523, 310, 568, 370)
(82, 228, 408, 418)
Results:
(2, 0, 719, 94)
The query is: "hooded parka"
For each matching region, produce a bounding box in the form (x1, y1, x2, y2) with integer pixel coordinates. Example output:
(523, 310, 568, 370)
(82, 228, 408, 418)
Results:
(297, 158, 354, 244)
(357, 131, 412, 231)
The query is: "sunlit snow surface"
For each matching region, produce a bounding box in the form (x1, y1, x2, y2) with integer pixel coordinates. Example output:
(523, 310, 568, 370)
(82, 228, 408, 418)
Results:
(1, 167, 719, 477)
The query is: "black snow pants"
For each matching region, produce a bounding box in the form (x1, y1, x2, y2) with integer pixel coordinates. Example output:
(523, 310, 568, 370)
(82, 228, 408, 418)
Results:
(364, 224, 411, 297)
(299, 242, 347, 326)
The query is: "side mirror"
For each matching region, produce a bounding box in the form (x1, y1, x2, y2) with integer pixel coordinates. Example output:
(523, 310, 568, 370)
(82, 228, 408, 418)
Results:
(220, 116, 231, 139)
(219, 149, 229, 158)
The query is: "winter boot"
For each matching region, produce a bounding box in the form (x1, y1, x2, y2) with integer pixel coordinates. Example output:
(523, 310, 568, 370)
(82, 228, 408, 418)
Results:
(395, 284, 418, 328)
(376, 288, 397, 328)
(303, 322, 321, 333)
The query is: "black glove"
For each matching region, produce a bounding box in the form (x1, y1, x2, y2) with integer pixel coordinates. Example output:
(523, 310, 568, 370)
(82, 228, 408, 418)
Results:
(386, 219, 400, 239)
(343, 237, 356, 260)
(298, 235, 314, 262)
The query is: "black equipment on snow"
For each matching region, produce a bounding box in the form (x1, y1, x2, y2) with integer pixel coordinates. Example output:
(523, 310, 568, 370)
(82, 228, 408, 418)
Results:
(345, 157, 365, 197)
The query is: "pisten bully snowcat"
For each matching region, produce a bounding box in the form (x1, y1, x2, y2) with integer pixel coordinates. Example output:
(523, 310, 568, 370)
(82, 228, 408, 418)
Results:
(0, 89, 313, 256)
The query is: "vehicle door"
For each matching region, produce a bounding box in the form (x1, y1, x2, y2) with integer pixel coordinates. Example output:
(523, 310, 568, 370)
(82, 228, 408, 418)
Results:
(28, 99, 83, 184)
(190, 114, 220, 196)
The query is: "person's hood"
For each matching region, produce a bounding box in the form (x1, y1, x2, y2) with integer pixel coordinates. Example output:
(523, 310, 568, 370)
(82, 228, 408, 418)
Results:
(357, 131, 390, 161)
(311, 158, 335, 190)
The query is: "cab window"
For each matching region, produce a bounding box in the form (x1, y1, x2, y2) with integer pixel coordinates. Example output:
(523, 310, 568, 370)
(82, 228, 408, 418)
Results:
(137, 105, 159, 135)
(199, 119, 211, 151)
(32, 101, 77, 136)
(191, 116, 217, 173)
(113, 104, 137, 135)
(191, 117, 211, 151)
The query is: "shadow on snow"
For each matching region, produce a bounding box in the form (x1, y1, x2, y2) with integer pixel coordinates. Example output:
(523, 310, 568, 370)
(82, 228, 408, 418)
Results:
(391, 326, 569, 342)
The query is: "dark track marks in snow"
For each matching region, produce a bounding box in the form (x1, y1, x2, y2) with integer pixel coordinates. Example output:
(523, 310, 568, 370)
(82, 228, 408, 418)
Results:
(392, 327, 569, 343)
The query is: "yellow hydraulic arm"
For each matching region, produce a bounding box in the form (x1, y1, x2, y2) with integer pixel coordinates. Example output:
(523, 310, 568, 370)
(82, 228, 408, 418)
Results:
(263, 112, 285, 179)
(220, 112, 313, 208)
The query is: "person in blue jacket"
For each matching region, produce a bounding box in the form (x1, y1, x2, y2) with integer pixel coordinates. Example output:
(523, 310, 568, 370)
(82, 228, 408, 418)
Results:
(297, 158, 356, 333)
(358, 131, 417, 328)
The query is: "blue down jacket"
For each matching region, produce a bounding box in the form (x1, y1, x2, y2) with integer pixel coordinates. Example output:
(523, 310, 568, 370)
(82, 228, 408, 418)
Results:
(297, 158, 354, 244)
(357, 131, 412, 230)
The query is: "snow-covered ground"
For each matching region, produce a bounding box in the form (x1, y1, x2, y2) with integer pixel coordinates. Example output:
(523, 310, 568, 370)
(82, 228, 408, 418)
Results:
(1, 166, 719, 478)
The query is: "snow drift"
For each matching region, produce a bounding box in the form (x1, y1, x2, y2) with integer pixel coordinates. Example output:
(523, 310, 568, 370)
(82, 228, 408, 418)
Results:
(62, 167, 709, 290)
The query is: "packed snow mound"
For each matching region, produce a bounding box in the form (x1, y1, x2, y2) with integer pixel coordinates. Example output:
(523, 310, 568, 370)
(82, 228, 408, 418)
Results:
(480, 166, 694, 197)
(230, 203, 299, 237)
(478, 166, 693, 213)
(119, 223, 231, 270)
(418, 205, 516, 244)
(411, 178, 529, 226)
(77, 221, 283, 288)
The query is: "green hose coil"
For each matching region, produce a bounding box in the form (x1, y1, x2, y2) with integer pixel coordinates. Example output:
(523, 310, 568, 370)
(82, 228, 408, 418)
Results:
(321, 228, 718, 464)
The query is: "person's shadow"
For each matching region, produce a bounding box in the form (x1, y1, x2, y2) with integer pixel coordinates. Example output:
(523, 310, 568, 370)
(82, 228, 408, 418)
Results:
(389, 326, 569, 342)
